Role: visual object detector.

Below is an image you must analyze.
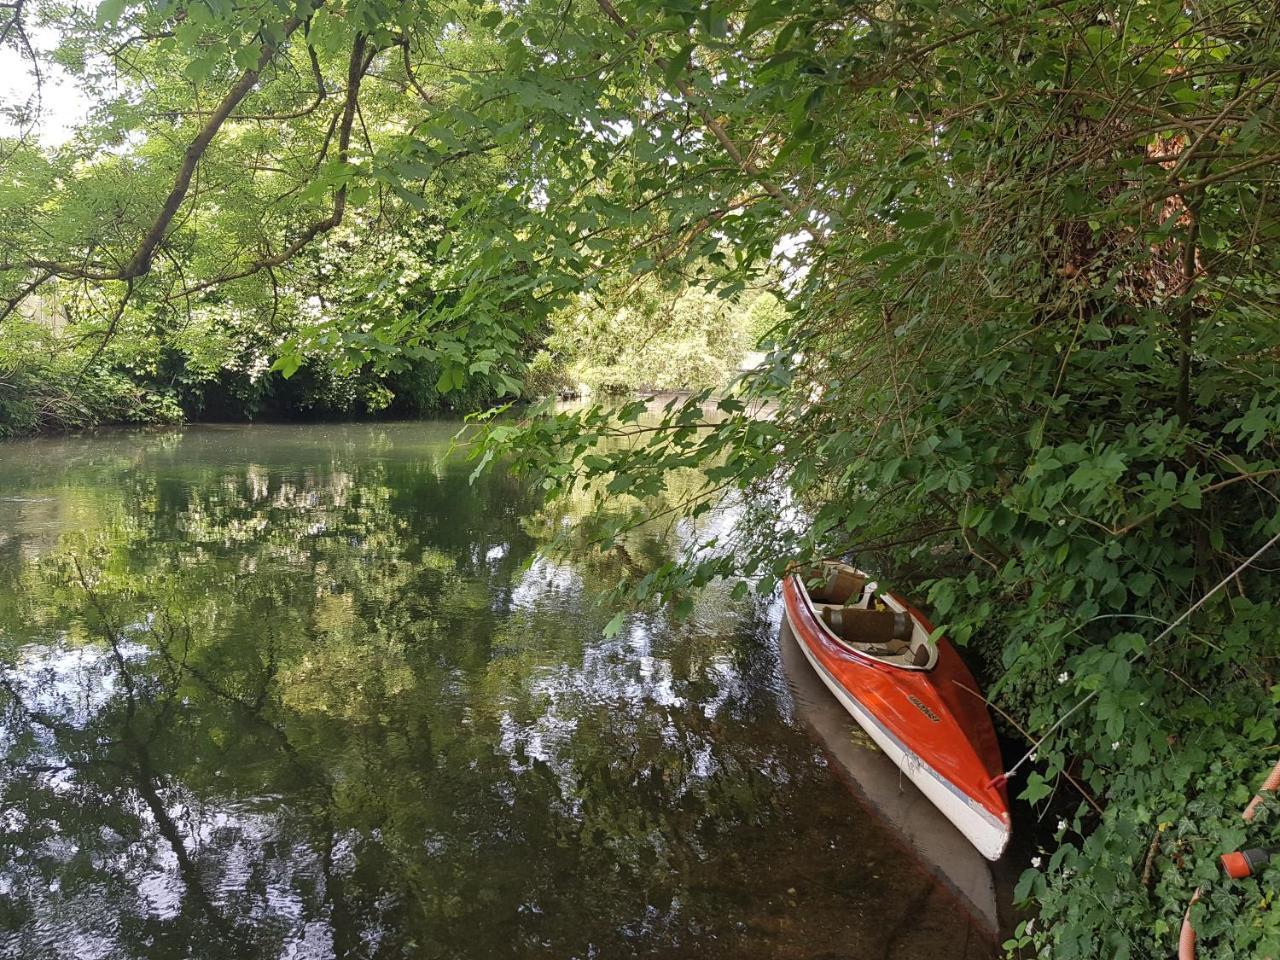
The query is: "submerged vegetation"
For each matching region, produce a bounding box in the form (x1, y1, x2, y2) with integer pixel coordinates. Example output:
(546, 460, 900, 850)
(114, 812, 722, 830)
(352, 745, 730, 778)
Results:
(2, 0, 1280, 955)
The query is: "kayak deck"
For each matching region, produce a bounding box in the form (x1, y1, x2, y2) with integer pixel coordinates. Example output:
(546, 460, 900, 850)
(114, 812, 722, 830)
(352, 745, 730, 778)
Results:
(783, 563, 1012, 860)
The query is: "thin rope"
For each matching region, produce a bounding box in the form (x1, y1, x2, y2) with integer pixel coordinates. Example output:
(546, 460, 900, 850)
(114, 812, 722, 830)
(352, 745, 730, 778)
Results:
(998, 520, 1280, 785)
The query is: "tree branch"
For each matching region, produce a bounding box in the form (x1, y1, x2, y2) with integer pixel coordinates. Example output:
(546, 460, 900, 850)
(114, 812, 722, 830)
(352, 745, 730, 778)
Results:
(8, 12, 315, 282)
(0, 268, 53, 325)
(593, 0, 821, 242)
(168, 32, 371, 299)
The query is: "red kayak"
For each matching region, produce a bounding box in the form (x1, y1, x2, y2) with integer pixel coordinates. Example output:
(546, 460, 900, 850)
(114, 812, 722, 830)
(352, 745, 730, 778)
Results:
(783, 562, 1011, 860)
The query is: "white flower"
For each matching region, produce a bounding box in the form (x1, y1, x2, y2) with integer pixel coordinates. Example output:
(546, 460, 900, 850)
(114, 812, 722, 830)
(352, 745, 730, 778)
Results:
(1031, 856, 1042, 868)
(1057, 818, 1067, 833)
(1112, 741, 1120, 750)
(1057, 672, 1070, 684)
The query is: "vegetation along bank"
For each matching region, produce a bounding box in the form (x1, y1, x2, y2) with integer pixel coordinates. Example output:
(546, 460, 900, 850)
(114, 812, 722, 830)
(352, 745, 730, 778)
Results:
(2, 0, 1279, 955)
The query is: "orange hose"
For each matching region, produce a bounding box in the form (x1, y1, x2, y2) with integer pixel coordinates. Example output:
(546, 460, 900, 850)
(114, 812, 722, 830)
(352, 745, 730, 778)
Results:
(1179, 756, 1280, 959)
(1178, 889, 1200, 960)
(1243, 760, 1280, 822)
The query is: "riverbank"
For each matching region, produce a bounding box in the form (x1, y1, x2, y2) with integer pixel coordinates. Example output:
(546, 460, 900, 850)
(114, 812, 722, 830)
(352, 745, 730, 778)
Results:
(0, 350, 506, 440)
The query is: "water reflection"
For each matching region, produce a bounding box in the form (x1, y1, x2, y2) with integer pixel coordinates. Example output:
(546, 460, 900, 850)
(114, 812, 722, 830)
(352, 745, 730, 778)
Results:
(0, 424, 993, 959)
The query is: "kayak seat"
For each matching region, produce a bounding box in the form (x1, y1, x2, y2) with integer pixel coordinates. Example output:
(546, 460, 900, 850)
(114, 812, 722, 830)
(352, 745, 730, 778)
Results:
(816, 604, 932, 667)
(804, 566, 867, 605)
(820, 606, 913, 644)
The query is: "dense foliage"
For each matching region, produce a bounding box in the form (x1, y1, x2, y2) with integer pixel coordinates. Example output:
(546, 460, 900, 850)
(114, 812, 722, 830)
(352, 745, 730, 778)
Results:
(463, 2, 1280, 957)
(546, 279, 780, 395)
(3, 0, 1280, 955)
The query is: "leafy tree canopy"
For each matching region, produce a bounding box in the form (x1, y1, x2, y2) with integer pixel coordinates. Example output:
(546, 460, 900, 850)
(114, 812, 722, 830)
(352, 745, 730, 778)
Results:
(3, 0, 1280, 955)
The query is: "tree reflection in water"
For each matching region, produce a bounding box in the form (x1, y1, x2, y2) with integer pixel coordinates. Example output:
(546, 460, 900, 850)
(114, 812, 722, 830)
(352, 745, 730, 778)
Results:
(0, 424, 991, 959)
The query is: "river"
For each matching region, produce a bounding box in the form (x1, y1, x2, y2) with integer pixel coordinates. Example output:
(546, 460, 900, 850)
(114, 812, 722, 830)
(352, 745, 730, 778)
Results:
(0, 422, 997, 959)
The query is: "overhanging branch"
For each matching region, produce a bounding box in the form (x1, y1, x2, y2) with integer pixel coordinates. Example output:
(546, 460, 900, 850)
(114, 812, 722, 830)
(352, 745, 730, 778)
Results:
(168, 33, 373, 300)
(5, 11, 314, 283)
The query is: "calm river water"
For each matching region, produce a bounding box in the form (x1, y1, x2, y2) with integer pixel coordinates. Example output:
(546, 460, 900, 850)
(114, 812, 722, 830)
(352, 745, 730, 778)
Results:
(0, 423, 995, 959)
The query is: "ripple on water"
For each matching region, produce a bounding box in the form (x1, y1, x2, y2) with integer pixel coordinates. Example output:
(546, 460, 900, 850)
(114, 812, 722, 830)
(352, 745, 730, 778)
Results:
(0, 423, 997, 960)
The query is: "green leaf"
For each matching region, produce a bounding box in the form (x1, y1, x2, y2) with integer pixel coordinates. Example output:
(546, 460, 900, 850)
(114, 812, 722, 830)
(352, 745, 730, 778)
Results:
(1021, 772, 1052, 805)
(96, 0, 127, 25)
(894, 210, 933, 230)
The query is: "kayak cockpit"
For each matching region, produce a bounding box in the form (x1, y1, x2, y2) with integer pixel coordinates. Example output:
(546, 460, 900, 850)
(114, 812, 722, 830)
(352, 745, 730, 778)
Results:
(799, 562, 938, 671)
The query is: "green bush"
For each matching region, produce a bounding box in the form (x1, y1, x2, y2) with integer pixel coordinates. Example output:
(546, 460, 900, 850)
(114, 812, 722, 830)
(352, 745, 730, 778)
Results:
(521, 350, 575, 399)
(549, 279, 767, 395)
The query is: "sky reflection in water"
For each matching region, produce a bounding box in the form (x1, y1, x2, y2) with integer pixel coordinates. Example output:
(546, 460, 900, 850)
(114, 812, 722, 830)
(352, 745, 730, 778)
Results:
(0, 423, 991, 959)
